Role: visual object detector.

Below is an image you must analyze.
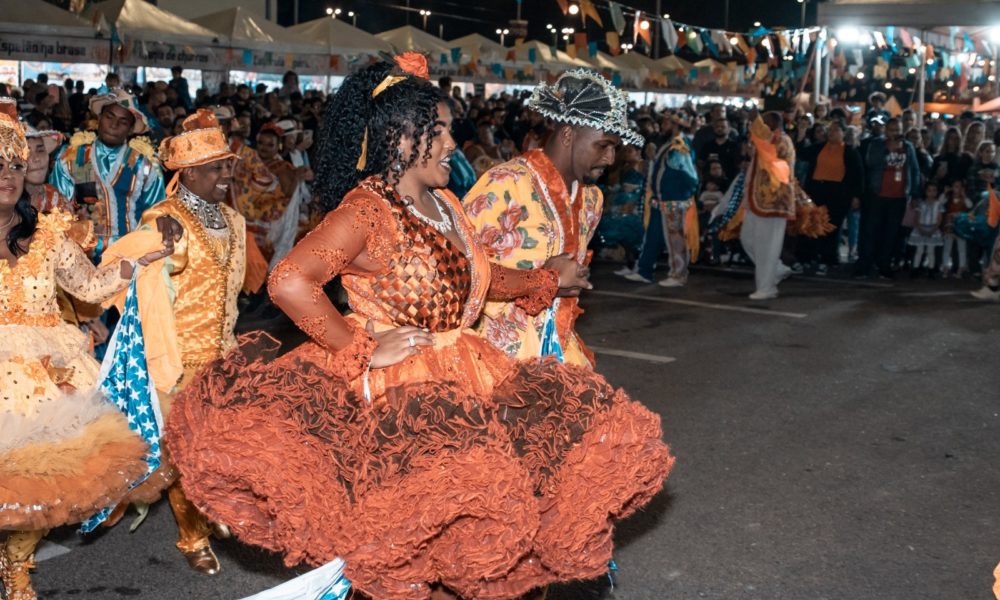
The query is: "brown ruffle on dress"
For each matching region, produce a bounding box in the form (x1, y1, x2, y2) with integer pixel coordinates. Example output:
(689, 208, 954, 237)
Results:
(167, 179, 673, 600)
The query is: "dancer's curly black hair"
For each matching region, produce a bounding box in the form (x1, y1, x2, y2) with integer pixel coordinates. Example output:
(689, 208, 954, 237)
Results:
(314, 61, 447, 212)
(6, 191, 37, 256)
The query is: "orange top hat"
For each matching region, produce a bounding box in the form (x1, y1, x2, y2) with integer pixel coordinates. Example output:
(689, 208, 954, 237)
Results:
(159, 109, 237, 171)
(0, 97, 29, 162)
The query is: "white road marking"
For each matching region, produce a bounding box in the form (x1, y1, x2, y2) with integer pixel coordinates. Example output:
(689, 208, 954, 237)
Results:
(590, 346, 677, 364)
(589, 290, 808, 319)
(898, 291, 971, 297)
(680, 264, 895, 288)
(35, 540, 72, 563)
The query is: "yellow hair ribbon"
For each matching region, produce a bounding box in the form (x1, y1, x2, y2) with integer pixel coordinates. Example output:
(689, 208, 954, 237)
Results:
(356, 74, 407, 171)
(356, 128, 369, 171)
(372, 74, 406, 98)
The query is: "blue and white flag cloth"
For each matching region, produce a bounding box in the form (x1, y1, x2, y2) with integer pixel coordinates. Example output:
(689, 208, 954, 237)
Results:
(539, 302, 565, 363)
(79, 276, 164, 533)
(241, 559, 351, 600)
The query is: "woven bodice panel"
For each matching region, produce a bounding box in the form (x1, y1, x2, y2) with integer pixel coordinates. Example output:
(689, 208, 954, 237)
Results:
(351, 197, 471, 332)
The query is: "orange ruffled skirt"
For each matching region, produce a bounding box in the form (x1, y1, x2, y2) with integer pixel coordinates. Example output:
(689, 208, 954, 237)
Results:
(1, 324, 149, 531)
(167, 329, 673, 600)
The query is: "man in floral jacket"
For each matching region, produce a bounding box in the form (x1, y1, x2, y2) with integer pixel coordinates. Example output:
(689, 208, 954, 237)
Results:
(463, 69, 643, 368)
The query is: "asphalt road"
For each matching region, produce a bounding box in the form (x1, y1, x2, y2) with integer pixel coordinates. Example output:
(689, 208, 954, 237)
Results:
(28, 263, 1000, 600)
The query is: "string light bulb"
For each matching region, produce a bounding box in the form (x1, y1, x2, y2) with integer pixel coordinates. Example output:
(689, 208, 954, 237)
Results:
(568, 3, 580, 15)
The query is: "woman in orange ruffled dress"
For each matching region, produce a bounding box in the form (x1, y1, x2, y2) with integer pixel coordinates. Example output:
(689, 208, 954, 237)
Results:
(0, 99, 175, 600)
(166, 56, 673, 600)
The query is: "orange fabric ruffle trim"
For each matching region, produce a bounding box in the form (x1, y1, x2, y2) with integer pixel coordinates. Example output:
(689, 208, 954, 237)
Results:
(0, 412, 149, 531)
(166, 332, 673, 600)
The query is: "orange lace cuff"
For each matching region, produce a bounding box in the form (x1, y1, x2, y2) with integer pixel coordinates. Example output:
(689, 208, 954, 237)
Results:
(488, 263, 559, 316)
(328, 323, 378, 381)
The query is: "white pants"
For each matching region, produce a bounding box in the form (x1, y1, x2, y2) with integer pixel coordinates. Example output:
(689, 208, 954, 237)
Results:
(740, 208, 788, 295)
(912, 244, 936, 269)
(942, 234, 967, 271)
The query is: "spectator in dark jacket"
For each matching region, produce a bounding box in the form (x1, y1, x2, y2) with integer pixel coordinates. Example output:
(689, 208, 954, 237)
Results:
(855, 117, 922, 278)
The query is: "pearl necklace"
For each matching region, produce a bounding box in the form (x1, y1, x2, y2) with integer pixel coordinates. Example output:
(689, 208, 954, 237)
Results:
(178, 184, 228, 230)
(404, 191, 453, 234)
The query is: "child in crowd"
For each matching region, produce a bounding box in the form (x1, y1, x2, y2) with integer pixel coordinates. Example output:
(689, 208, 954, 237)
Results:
(698, 160, 729, 217)
(908, 181, 946, 276)
(941, 179, 972, 277)
(966, 141, 1000, 204)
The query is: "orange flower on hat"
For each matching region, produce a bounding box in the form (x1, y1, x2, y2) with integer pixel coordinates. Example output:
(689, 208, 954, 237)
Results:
(395, 52, 429, 79)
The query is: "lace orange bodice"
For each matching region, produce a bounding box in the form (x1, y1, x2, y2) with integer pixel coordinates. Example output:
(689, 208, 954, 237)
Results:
(268, 178, 558, 380)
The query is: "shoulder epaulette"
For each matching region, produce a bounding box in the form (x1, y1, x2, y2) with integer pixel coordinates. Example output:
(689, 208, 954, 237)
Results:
(68, 131, 96, 150)
(128, 136, 158, 163)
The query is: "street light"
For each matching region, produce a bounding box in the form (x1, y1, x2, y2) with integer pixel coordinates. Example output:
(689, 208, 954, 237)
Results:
(347, 11, 356, 26)
(496, 28, 510, 46)
(622, 43, 634, 54)
(568, 3, 579, 15)
(326, 7, 332, 15)
(547, 23, 558, 46)
(797, 0, 807, 29)
(419, 9, 431, 30)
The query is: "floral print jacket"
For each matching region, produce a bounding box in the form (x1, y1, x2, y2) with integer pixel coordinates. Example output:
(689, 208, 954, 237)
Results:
(463, 149, 602, 367)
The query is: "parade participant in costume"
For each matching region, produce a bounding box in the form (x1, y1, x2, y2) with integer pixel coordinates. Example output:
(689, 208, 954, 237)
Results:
(167, 56, 672, 600)
(111, 109, 254, 575)
(0, 100, 175, 600)
(463, 69, 641, 367)
(239, 123, 293, 262)
(741, 112, 797, 300)
(50, 88, 165, 258)
(268, 118, 315, 266)
(971, 185, 1000, 301)
(220, 107, 286, 267)
(24, 126, 71, 214)
(624, 115, 699, 287)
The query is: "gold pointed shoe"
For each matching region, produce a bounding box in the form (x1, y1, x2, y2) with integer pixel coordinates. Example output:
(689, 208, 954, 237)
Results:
(181, 547, 220, 575)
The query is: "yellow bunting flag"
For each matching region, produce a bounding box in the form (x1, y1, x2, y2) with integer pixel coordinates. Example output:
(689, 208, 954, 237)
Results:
(579, 0, 603, 27)
(606, 31, 621, 55)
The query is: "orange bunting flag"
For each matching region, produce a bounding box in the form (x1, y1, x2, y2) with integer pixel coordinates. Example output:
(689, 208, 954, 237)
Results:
(636, 11, 651, 46)
(579, 0, 603, 27)
(606, 31, 621, 55)
(554, 0, 569, 14)
(575, 32, 588, 51)
(989, 185, 1000, 228)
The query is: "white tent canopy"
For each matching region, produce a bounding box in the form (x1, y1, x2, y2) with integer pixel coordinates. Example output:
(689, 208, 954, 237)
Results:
(818, 0, 1000, 27)
(376, 26, 451, 56)
(193, 7, 321, 54)
(612, 51, 660, 72)
(515, 40, 591, 71)
(0, 0, 95, 36)
(289, 17, 393, 55)
(449, 33, 508, 64)
(657, 55, 694, 72)
(84, 0, 223, 45)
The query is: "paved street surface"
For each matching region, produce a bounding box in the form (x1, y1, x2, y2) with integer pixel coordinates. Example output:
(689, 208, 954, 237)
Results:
(31, 263, 1000, 600)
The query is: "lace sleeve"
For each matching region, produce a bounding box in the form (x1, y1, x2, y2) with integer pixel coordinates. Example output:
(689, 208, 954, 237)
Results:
(487, 263, 559, 316)
(268, 190, 391, 379)
(54, 236, 130, 304)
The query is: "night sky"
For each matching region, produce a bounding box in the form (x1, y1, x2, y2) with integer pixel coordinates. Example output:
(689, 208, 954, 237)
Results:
(279, 0, 817, 56)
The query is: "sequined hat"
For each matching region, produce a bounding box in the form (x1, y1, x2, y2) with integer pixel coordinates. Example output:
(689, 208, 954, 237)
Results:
(528, 69, 644, 147)
(159, 109, 236, 171)
(0, 97, 29, 162)
(89, 88, 150, 135)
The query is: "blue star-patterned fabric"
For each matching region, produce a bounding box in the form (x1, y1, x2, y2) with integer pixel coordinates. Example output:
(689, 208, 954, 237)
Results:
(80, 276, 163, 533)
